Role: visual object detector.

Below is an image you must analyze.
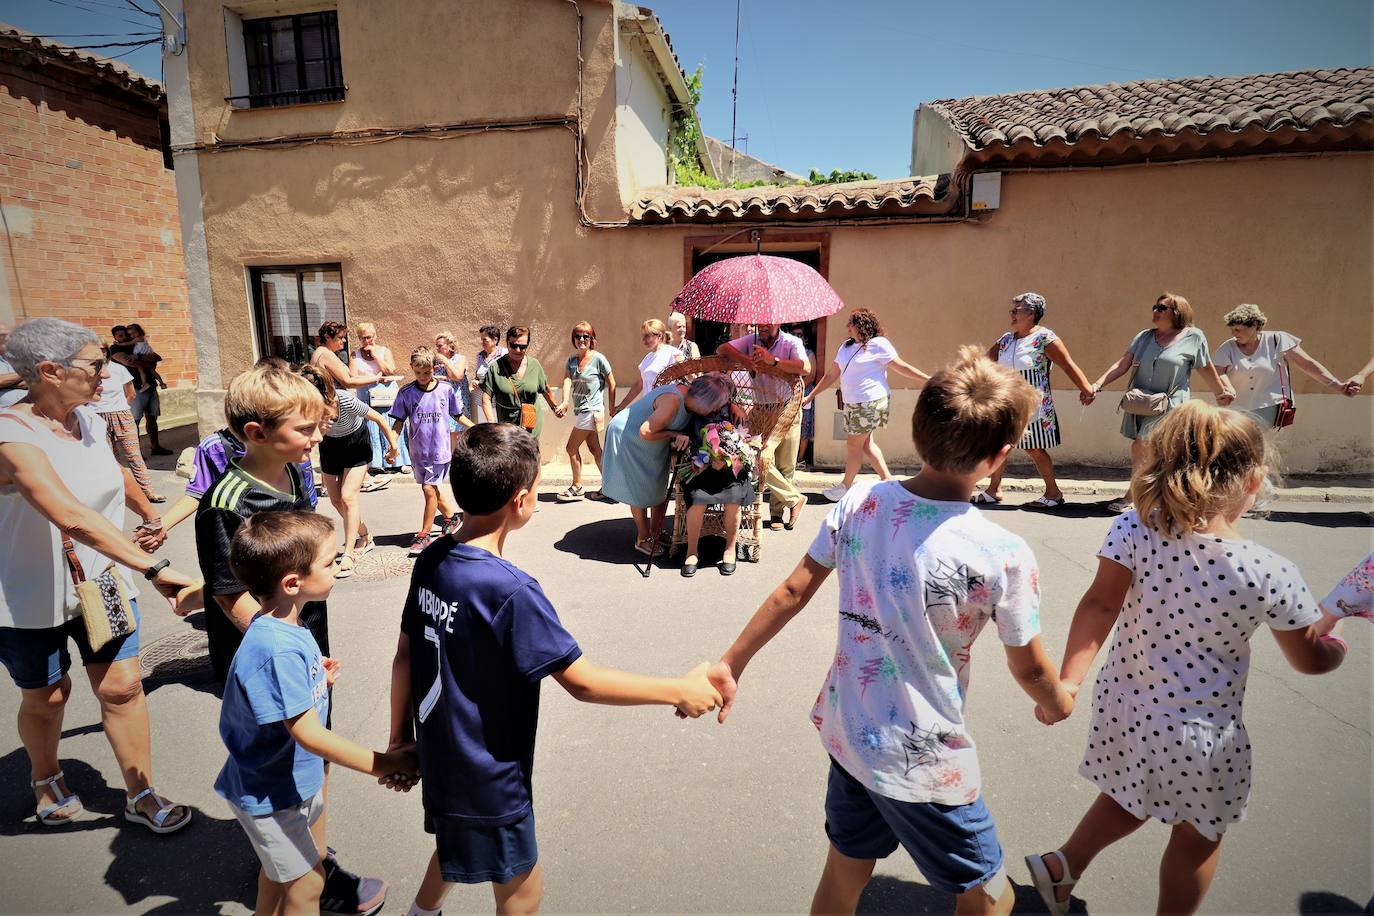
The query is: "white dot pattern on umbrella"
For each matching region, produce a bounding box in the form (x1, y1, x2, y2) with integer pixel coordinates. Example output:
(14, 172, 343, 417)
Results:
(672, 255, 844, 324)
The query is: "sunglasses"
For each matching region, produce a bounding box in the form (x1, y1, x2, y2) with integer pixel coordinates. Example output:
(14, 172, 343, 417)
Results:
(1152, 303, 1174, 312)
(573, 334, 592, 341)
(509, 342, 529, 351)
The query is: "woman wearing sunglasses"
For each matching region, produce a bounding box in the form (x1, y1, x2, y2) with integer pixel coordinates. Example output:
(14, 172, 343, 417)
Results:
(1089, 292, 1235, 512)
(611, 318, 683, 416)
(480, 326, 566, 443)
(971, 292, 1096, 509)
(557, 322, 617, 501)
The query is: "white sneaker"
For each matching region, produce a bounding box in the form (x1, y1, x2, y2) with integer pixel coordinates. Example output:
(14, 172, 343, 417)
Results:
(1107, 497, 1133, 513)
(822, 483, 848, 502)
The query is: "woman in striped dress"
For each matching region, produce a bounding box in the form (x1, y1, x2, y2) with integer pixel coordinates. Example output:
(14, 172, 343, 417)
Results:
(973, 292, 1095, 509)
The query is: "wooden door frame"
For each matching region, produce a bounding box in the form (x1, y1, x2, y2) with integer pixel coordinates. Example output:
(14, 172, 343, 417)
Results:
(681, 230, 833, 365)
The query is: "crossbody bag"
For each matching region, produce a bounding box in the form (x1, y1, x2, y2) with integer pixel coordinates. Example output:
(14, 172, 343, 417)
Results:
(835, 341, 863, 410)
(64, 534, 136, 652)
(1119, 334, 1181, 417)
(1273, 333, 1297, 429)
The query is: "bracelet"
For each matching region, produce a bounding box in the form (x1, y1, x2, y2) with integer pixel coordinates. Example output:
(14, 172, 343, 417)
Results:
(138, 518, 163, 531)
(1318, 633, 1349, 652)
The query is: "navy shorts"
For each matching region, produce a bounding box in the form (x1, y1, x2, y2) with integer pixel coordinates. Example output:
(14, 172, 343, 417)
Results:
(0, 600, 142, 689)
(425, 809, 538, 885)
(823, 757, 1004, 895)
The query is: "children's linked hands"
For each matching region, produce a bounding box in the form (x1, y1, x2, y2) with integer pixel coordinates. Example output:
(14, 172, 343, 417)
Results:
(378, 741, 420, 793)
(674, 662, 724, 718)
(1035, 681, 1078, 726)
(675, 660, 738, 722)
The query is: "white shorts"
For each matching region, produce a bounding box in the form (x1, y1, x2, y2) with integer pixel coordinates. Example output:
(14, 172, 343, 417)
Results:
(573, 411, 598, 431)
(230, 792, 325, 883)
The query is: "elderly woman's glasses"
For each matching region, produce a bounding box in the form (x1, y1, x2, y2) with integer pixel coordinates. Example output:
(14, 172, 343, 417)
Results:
(1009, 307, 1033, 316)
(573, 334, 592, 341)
(68, 356, 106, 374)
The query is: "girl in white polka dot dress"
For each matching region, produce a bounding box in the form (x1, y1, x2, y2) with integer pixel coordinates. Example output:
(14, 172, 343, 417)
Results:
(1026, 402, 1348, 915)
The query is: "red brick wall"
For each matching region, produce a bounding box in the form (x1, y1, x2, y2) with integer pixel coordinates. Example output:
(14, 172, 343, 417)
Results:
(0, 58, 194, 387)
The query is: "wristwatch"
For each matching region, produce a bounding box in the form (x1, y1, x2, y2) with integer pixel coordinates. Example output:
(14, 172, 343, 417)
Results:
(144, 559, 170, 581)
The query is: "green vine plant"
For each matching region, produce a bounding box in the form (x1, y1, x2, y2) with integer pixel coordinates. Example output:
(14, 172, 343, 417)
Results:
(669, 65, 873, 191)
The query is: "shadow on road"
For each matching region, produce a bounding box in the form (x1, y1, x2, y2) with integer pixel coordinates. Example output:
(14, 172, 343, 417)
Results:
(1255, 510, 1372, 528)
(858, 875, 1082, 914)
(555, 517, 657, 566)
(0, 754, 255, 911)
(1297, 890, 1373, 914)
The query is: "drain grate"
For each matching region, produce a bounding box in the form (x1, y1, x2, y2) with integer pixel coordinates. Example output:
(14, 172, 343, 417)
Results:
(141, 628, 213, 685)
(351, 549, 415, 582)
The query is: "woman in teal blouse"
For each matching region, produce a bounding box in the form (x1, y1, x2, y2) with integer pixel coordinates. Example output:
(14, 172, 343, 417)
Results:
(1088, 293, 1235, 511)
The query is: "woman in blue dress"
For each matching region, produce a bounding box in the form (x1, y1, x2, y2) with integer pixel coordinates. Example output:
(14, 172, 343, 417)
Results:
(601, 374, 732, 557)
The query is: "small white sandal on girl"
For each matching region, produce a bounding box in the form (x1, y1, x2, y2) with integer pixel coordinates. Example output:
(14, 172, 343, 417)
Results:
(124, 786, 191, 835)
(1025, 849, 1077, 916)
(32, 770, 82, 825)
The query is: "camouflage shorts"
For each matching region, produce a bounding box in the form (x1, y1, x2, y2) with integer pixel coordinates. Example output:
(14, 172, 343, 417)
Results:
(842, 396, 890, 436)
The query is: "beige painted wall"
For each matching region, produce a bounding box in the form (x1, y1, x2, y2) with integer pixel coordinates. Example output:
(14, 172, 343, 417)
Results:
(183, 1, 1372, 474)
(614, 31, 672, 198)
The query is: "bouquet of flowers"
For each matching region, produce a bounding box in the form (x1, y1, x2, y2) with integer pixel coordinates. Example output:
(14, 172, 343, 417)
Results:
(685, 421, 761, 482)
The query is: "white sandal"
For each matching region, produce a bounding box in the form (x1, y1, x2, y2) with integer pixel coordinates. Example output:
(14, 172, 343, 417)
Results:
(1025, 850, 1077, 916)
(125, 786, 191, 835)
(32, 771, 82, 825)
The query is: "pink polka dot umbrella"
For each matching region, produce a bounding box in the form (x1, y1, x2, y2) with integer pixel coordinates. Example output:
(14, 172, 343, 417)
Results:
(671, 254, 844, 325)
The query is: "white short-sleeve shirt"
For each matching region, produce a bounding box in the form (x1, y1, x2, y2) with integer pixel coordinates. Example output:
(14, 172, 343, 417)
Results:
(637, 346, 682, 394)
(93, 362, 135, 414)
(1213, 331, 1299, 412)
(836, 336, 898, 404)
(1321, 550, 1374, 622)
(807, 479, 1040, 804)
(0, 406, 138, 628)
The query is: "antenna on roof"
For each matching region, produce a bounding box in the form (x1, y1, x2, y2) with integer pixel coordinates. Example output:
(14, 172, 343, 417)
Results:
(729, 0, 741, 182)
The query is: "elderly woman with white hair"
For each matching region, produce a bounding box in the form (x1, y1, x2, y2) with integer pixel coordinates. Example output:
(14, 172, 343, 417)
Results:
(973, 292, 1097, 508)
(667, 311, 700, 362)
(0, 318, 199, 833)
(600, 373, 732, 557)
(1213, 303, 1355, 427)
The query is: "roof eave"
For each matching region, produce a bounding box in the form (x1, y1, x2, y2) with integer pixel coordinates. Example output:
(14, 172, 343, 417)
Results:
(618, 6, 716, 180)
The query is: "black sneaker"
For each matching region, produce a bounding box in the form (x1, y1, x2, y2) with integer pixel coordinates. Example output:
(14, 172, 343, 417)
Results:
(320, 851, 387, 916)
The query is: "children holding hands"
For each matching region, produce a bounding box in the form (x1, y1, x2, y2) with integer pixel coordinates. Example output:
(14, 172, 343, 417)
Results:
(711, 347, 1074, 915)
(387, 423, 720, 916)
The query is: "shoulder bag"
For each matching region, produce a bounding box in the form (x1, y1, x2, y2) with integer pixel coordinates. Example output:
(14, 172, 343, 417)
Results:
(1118, 334, 1180, 417)
(835, 341, 862, 410)
(63, 534, 136, 652)
(1273, 333, 1297, 429)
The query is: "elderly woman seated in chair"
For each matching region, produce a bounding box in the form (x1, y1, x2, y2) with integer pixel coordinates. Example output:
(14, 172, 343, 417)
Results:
(676, 406, 760, 578)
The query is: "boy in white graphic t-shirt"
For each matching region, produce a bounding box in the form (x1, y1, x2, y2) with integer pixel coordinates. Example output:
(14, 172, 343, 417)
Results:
(711, 346, 1075, 915)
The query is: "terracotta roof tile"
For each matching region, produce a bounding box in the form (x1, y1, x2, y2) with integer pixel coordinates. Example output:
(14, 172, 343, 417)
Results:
(631, 175, 952, 224)
(0, 23, 163, 102)
(930, 67, 1373, 166)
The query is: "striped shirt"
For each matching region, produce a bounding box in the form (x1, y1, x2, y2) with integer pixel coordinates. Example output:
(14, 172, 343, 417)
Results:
(325, 390, 367, 438)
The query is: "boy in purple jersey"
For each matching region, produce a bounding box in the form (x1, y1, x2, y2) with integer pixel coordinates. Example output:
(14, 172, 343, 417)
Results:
(391, 347, 473, 557)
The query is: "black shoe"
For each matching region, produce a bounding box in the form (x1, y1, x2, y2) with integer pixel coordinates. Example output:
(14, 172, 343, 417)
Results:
(320, 850, 387, 916)
(719, 562, 737, 576)
(150, 447, 173, 456)
(681, 561, 698, 578)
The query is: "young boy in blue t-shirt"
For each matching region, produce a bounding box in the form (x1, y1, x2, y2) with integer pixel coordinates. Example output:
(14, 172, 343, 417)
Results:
(387, 423, 721, 915)
(218, 511, 417, 916)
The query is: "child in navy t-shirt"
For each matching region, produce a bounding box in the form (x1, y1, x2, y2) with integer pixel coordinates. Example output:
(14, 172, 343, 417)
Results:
(388, 424, 722, 915)
(218, 511, 417, 916)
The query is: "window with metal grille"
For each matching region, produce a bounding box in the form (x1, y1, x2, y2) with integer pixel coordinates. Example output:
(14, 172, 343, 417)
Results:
(236, 11, 344, 109)
(250, 265, 346, 365)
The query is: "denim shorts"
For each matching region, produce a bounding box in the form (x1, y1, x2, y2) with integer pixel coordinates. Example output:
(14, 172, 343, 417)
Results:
(0, 600, 142, 689)
(823, 757, 1004, 895)
(425, 809, 538, 885)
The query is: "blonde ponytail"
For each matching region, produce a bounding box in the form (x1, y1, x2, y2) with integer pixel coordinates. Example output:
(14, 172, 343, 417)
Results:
(1132, 402, 1275, 535)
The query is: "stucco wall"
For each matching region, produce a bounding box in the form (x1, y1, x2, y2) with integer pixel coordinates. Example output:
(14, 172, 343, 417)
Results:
(180, 0, 1372, 474)
(614, 32, 671, 198)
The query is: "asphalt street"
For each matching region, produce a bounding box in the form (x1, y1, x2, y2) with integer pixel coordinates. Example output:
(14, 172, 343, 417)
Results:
(0, 460, 1368, 915)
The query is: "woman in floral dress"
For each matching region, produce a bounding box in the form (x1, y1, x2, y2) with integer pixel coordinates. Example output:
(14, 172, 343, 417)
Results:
(973, 292, 1096, 509)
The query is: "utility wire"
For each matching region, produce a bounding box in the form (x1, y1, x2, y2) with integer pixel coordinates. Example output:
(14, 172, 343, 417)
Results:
(43, 0, 156, 29)
(6, 31, 158, 38)
(122, 0, 159, 17)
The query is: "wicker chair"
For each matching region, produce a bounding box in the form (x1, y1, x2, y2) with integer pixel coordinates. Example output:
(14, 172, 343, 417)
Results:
(655, 356, 804, 562)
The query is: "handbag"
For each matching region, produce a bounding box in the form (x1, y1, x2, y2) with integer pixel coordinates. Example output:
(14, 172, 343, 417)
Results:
(835, 340, 862, 410)
(62, 534, 136, 652)
(519, 398, 538, 432)
(1273, 335, 1296, 429)
(1118, 340, 1178, 417)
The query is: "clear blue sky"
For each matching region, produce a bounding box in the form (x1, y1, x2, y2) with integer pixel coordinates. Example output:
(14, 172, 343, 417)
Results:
(3, 0, 1369, 178)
